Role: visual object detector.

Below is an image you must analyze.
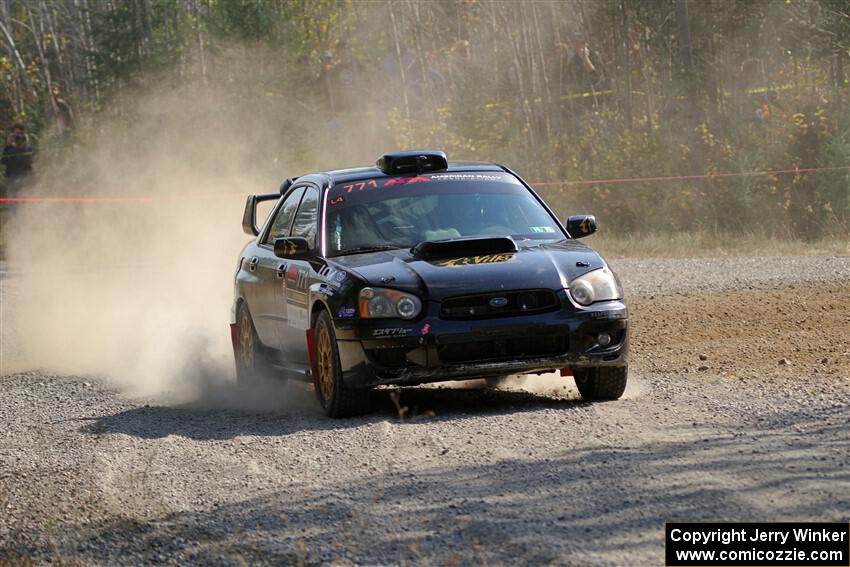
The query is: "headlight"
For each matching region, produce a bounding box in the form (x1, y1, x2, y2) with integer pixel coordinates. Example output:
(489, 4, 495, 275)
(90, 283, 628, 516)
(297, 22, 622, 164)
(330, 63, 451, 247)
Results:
(568, 267, 622, 306)
(359, 287, 422, 319)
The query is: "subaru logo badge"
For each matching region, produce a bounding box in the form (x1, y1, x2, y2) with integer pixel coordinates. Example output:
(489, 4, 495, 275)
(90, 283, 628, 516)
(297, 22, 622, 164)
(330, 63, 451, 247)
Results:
(489, 297, 509, 308)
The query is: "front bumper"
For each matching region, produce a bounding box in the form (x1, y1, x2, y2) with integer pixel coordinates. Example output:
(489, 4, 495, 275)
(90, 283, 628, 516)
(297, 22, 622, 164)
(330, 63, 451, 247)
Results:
(334, 292, 628, 388)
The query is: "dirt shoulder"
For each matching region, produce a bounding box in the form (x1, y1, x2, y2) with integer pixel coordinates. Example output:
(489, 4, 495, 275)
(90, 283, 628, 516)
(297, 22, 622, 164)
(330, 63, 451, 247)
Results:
(630, 283, 850, 379)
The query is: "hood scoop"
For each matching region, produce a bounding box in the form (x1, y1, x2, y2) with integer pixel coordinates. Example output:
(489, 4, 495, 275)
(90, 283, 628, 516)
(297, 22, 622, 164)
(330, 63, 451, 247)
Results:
(410, 236, 518, 260)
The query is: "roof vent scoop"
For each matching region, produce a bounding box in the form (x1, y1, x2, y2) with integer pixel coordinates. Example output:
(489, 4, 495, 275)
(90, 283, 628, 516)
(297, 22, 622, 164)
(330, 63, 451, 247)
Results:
(279, 177, 298, 194)
(376, 150, 448, 174)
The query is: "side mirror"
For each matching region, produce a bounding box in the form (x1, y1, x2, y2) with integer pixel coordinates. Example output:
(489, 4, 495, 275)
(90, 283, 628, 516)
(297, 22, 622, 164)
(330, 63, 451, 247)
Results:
(274, 237, 312, 259)
(566, 214, 597, 238)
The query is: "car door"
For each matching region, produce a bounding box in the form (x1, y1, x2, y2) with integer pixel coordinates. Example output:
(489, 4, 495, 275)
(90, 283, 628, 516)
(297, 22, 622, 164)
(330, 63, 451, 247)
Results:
(281, 185, 320, 364)
(249, 186, 304, 349)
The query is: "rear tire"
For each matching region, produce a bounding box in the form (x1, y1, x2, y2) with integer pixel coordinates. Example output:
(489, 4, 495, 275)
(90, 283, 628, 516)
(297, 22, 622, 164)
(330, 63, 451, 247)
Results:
(235, 302, 276, 384)
(574, 366, 628, 400)
(314, 311, 372, 418)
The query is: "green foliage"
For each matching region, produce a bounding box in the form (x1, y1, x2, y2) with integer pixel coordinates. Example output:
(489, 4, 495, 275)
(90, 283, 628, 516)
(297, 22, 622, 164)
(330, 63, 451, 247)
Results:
(213, 0, 277, 40)
(0, 0, 847, 239)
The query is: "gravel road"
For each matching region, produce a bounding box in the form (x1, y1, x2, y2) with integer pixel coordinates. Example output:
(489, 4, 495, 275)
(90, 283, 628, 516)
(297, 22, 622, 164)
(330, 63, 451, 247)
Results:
(609, 255, 850, 296)
(1, 255, 848, 566)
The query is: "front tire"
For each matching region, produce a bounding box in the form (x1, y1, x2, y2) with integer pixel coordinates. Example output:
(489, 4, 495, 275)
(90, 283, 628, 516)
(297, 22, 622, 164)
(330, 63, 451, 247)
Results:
(574, 366, 628, 400)
(314, 311, 372, 418)
(235, 302, 276, 384)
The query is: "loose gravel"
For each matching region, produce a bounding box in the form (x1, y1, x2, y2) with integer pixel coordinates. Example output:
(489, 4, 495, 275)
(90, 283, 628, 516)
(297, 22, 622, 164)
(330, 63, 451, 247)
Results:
(1, 256, 848, 566)
(608, 255, 850, 297)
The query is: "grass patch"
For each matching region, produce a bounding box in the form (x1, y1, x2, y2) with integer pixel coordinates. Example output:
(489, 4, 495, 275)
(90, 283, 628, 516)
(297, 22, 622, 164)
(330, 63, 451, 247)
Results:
(1, 201, 848, 262)
(589, 231, 850, 259)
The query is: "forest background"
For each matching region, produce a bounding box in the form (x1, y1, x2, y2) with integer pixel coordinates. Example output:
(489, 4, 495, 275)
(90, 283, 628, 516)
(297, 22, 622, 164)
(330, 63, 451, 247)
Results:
(1, 0, 848, 243)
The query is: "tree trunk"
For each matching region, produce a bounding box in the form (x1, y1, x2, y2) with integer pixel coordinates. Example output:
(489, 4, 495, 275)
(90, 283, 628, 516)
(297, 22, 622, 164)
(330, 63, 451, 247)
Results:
(388, 1, 410, 120)
(0, 14, 39, 104)
(501, 4, 535, 149)
(531, 2, 552, 140)
(621, 0, 632, 130)
(676, 0, 702, 175)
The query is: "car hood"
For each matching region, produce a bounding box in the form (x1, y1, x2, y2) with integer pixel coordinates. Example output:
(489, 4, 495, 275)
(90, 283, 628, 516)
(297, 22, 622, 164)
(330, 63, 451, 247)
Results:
(330, 240, 607, 301)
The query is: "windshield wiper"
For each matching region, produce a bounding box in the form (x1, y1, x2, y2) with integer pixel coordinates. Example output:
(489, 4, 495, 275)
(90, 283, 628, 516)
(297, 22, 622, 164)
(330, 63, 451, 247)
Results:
(332, 245, 404, 257)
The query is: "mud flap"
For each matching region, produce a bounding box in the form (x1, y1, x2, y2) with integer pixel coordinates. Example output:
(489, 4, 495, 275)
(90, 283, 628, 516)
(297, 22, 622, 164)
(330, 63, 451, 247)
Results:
(305, 328, 317, 385)
(229, 324, 238, 354)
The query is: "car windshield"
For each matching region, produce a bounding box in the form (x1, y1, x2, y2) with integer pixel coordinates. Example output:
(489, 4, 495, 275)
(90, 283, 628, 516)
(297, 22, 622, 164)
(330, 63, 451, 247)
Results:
(325, 172, 563, 256)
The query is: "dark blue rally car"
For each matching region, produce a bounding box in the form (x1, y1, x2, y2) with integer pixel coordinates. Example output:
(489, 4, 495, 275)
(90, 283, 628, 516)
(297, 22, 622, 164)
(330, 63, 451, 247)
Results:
(232, 150, 627, 417)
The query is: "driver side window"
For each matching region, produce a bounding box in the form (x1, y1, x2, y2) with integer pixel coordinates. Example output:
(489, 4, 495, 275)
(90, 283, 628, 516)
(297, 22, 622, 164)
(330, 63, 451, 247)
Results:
(290, 187, 320, 248)
(263, 187, 305, 245)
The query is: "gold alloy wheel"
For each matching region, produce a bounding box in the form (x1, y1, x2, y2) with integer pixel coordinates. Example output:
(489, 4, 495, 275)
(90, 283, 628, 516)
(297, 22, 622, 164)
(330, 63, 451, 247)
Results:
(238, 312, 254, 370)
(316, 325, 334, 402)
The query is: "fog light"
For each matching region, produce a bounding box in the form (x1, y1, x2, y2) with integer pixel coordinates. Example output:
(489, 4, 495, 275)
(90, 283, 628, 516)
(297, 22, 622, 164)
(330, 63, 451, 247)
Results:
(396, 296, 418, 319)
(597, 332, 612, 346)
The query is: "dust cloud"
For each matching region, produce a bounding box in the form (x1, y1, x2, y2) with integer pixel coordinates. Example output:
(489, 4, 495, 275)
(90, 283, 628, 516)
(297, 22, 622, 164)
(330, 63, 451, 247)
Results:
(0, 70, 622, 410)
(0, 79, 363, 408)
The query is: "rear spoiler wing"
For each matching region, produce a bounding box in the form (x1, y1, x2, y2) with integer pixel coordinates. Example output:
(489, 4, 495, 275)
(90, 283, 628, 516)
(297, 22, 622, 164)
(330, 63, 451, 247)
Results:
(243, 177, 300, 236)
(242, 193, 280, 236)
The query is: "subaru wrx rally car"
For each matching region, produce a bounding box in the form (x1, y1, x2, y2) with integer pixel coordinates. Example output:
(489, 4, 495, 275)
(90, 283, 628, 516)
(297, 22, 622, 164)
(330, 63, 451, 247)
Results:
(232, 150, 628, 417)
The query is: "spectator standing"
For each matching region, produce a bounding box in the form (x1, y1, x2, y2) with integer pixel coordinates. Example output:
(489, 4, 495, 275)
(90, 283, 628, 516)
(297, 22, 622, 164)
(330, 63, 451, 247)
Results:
(48, 83, 75, 137)
(1, 123, 35, 200)
(562, 36, 607, 92)
(329, 41, 364, 114)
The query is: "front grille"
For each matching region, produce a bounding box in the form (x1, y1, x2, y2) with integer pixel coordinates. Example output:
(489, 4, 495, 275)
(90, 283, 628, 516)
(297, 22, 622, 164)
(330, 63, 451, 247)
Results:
(440, 289, 559, 320)
(438, 335, 567, 364)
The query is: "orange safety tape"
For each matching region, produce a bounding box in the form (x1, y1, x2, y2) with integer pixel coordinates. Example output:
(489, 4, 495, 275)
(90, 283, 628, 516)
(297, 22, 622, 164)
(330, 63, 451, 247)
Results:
(1, 165, 847, 203)
(529, 165, 850, 187)
(0, 194, 237, 203)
